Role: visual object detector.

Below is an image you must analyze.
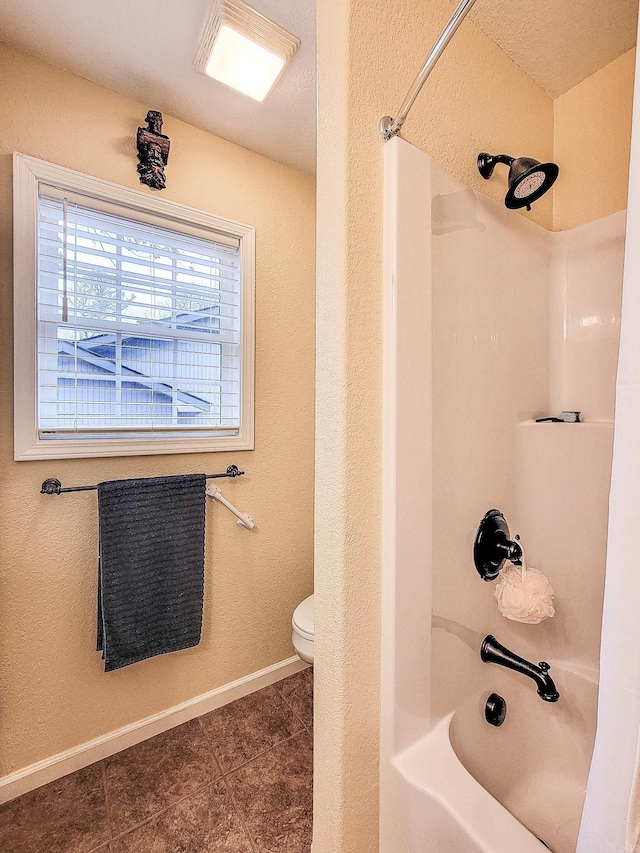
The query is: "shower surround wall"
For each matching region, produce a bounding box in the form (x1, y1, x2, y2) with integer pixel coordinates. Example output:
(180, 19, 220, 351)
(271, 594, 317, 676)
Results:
(381, 137, 624, 851)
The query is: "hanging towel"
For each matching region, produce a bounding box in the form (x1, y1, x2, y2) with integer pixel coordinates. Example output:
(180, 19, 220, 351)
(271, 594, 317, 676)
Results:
(97, 474, 206, 672)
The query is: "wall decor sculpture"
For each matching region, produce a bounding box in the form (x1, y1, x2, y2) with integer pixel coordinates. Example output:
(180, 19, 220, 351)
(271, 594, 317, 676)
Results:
(136, 110, 170, 190)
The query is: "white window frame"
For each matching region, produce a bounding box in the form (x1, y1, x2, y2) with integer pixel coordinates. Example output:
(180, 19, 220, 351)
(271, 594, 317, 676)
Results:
(13, 153, 255, 461)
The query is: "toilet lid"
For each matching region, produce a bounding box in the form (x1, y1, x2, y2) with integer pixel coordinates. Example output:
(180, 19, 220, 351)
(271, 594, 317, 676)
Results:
(292, 594, 314, 640)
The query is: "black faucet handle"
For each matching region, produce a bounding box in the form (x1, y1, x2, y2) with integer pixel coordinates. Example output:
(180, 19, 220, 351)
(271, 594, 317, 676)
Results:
(508, 535, 523, 566)
(539, 661, 550, 671)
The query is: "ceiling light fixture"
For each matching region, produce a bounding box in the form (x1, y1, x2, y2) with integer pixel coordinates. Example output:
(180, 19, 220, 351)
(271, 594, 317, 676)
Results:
(195, 0, 300, 102)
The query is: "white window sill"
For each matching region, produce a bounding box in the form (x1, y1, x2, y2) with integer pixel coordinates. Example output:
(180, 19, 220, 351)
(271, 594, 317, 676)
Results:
(15, 432, 254, 461)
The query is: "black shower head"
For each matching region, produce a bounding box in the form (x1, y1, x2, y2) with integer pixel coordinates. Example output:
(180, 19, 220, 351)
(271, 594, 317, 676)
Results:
(477, 152, 559, 212)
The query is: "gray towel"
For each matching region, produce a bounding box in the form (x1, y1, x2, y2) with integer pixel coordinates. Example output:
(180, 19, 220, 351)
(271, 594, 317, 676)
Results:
(97, 474, 206, 672)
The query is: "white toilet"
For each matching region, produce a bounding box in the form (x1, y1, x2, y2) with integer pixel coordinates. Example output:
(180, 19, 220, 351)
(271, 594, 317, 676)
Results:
(292, 594, 314, 664)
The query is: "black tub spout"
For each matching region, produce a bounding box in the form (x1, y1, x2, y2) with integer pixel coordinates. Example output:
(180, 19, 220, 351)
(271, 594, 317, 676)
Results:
(481, 635, 560, 702)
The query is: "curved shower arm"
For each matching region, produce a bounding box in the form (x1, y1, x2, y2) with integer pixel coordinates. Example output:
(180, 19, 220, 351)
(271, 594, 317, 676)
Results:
(379, 0, 479, 141)
(477, 153, 515, 179)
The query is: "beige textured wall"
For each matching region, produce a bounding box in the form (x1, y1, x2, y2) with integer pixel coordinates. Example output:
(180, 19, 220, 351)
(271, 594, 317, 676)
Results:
(0, 43, 315, 776)
(314, 2, 554, 851)
(314, 4, 635, 849)
(554, 49, 636, 230)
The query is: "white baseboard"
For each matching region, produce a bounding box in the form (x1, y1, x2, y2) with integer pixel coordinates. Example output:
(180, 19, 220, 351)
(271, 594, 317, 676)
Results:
(0, 655, 308, 805)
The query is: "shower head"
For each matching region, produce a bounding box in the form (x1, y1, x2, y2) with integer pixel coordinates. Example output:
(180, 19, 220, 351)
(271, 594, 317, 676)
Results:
(477, 152, 559, 212)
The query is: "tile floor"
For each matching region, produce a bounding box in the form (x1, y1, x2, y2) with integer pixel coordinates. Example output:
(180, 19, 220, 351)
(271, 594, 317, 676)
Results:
(0, 668, 313, 852)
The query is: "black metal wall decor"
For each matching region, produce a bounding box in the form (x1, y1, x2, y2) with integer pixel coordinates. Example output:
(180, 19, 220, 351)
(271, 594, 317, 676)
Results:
(136, 110, 170, 190)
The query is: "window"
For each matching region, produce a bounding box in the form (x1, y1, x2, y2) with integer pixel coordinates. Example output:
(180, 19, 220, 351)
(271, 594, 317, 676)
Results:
(14, 154, 255, 460)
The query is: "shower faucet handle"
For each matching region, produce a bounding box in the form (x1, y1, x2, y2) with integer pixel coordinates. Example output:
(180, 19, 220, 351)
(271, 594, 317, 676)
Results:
(473, 510, 523, 581)
(498, 533, 523, 566)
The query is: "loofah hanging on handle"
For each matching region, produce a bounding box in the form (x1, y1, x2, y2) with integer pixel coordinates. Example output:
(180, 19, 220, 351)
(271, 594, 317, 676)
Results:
(494, 563, 555, 624)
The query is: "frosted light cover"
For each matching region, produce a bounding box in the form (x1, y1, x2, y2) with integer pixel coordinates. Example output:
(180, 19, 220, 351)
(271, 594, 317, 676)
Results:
(205, 25, 286, 101)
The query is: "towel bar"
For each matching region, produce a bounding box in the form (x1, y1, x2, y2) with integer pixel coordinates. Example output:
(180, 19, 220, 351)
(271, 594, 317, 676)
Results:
(40, 465, 244, 495)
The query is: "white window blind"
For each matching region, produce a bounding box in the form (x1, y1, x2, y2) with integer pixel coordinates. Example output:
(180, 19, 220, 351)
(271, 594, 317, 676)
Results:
(37, 186, 243, 439)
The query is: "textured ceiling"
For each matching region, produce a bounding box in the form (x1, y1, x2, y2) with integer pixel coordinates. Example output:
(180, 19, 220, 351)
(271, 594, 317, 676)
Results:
(470, 0, 638, 97)
(0, 0, 637, 175)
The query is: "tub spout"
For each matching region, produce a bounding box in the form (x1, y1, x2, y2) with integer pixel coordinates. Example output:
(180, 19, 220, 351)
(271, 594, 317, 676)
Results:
(481, 635, 560, 702)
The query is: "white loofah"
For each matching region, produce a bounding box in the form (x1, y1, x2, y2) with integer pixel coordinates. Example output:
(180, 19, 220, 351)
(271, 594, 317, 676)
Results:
(494, 563, 555, 624)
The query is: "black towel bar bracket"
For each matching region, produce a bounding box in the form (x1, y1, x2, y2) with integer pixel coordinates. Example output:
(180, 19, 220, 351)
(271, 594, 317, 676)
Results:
(41, 465, 244, 495)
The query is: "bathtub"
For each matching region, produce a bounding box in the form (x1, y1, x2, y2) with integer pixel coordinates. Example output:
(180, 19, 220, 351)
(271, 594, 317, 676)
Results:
(386, 661, 597, 853)
(393, 715, 545, 852)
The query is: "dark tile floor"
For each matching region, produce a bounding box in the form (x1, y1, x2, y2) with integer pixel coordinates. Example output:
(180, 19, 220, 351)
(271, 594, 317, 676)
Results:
(0, 668, 313, 853)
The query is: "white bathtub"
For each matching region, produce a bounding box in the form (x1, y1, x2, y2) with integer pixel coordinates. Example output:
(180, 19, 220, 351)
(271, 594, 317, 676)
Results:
(386, 662, 597, 853)
(393, 715, 545, 852)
